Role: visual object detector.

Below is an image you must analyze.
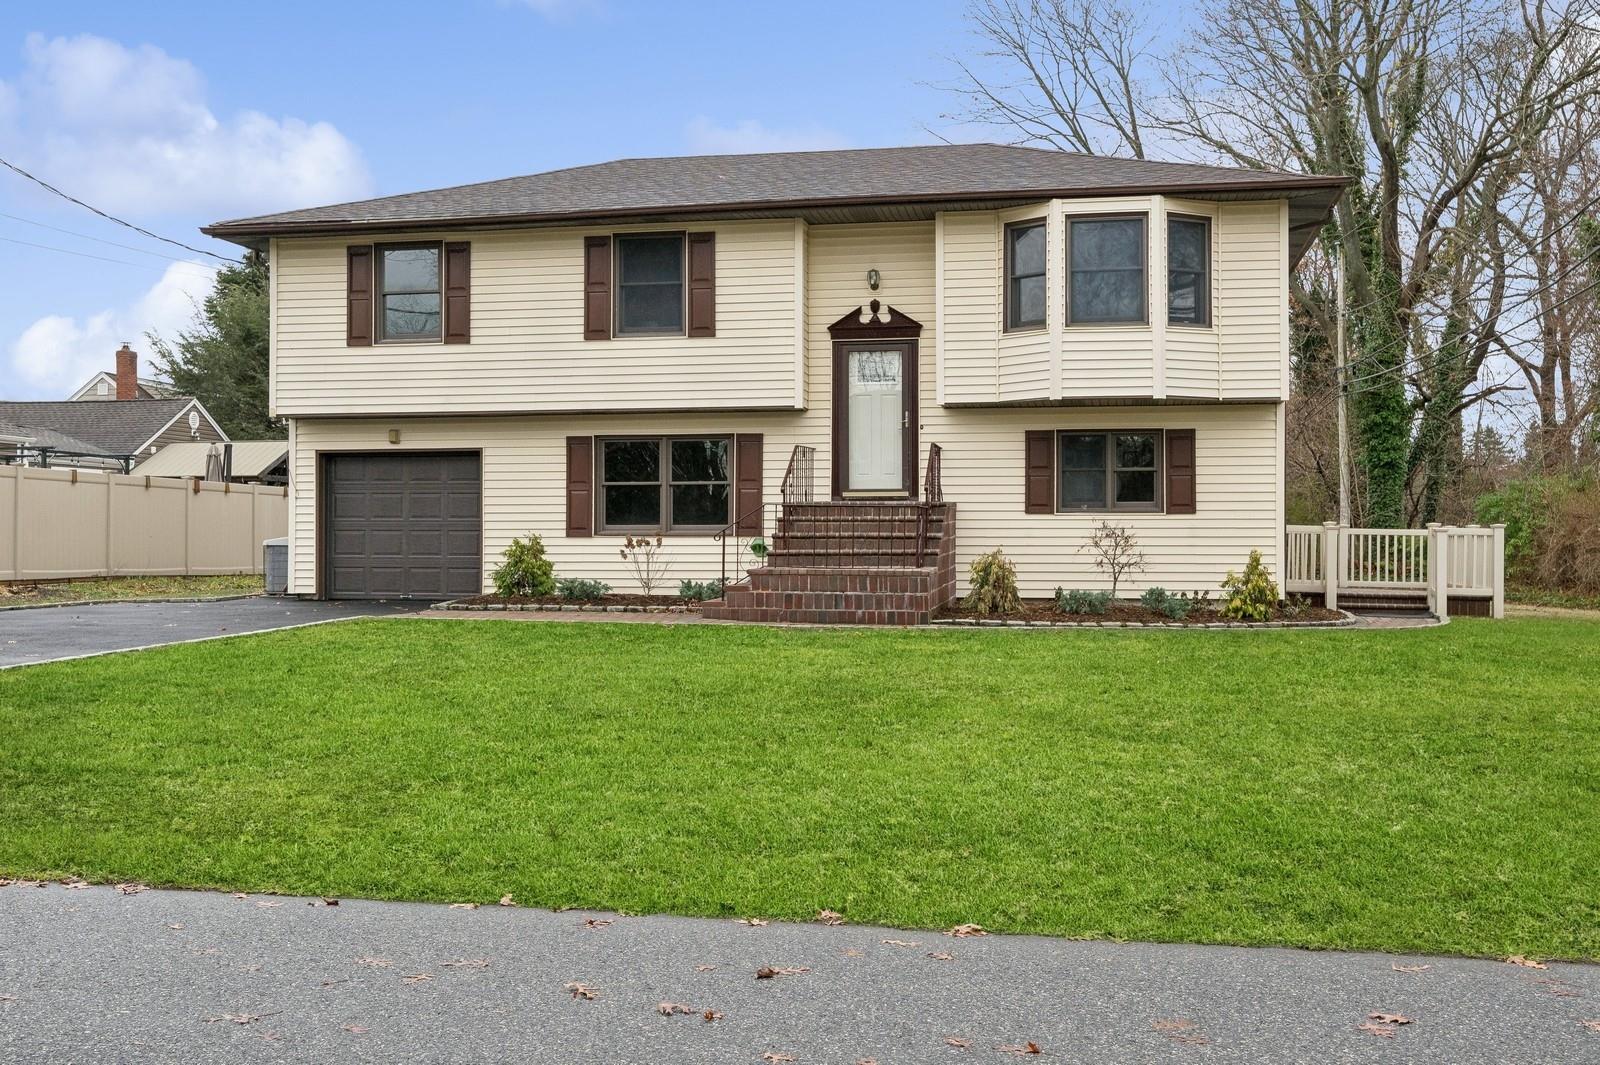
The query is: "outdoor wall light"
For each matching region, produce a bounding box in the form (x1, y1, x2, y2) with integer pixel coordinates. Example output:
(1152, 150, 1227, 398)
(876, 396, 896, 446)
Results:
(388, 429, 401, 444)
(867, 268, 881, 290)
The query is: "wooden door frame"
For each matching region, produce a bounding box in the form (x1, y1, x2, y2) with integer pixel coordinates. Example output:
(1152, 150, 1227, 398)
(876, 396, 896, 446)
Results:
(826, 301, 923, 500)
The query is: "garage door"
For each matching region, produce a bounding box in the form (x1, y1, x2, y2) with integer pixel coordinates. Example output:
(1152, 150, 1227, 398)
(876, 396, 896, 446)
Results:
(324, 452, 481, 599)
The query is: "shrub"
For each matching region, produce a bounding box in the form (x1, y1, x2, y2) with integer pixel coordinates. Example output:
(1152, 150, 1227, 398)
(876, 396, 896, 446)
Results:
(1141, 587, 1190, 620)
(492, 534, 556, 598)
(677, 578, 724, 602)
(1139, 586, 1171, 611)
(1055, 588, 1111, 615)
(1477, 474, 1600, 595)
(1080, 521, 1147, 599)
(1220, 549, 1279, 621)
(965, 549, 1022, 616)
(556, 577, 611, 601)
(619, 535, 672, 595)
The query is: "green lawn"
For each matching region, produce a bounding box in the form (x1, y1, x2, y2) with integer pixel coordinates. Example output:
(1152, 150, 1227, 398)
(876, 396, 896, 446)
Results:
(2, 618, 1596, 959)
(0, 573, 261, 606)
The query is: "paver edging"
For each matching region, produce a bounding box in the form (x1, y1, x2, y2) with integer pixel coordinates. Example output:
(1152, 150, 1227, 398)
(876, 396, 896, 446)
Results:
(435, 599, 696, 615)
(929, 610, 1362, 630)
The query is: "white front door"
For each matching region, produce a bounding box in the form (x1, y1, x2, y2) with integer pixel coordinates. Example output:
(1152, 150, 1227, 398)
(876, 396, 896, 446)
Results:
(846, 347, 904, 492)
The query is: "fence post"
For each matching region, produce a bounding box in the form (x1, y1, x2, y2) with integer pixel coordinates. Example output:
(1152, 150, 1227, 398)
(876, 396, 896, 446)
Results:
(1426, 523, 1449, 619)
(1491, 523, 1505, 619)
(1321, 521, 1339, 611)
(105, 472, 115, 577)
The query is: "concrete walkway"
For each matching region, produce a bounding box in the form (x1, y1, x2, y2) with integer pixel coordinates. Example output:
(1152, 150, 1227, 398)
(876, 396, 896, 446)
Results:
(0, 883, 1592, 1063)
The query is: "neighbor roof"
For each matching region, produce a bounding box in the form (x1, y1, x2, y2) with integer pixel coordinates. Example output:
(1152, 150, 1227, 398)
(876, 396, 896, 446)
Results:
(69, 371, 180, 401)
(203, 143, 1347, 262)
(0, 399, 218, 457)
(131, 440, 289, 479)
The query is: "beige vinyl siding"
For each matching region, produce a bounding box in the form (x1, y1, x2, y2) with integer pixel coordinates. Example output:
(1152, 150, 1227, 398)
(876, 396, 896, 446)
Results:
(288, 218, 1283, 599)
(1163, 198, 1222, 399)
(1218, 200, 1287, 399)
(936, 210, 1003, 404)
(272, 220, 804, 417)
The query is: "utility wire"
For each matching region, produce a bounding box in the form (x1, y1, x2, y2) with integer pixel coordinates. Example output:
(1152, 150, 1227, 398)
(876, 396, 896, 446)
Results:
(0, 233, 219, 273)
(0, 154, 240, 264)
(0, 211, 208, 265)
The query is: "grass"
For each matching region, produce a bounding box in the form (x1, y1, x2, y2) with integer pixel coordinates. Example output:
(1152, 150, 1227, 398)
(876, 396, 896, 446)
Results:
(1, 617, 1596, 960)
(0, 573, 261, 606)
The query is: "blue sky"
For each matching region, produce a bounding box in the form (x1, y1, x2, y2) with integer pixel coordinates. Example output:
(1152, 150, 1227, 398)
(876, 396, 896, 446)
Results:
(0, 0, 1041, 398)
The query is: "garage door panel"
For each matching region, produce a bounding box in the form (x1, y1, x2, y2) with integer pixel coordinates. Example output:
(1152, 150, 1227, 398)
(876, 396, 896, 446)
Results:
(325, 452, 481, 600)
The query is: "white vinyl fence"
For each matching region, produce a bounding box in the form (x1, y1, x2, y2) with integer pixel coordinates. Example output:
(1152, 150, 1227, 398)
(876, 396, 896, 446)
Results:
(0, 465, 287, 582)
(1285, 522, 1505, 618)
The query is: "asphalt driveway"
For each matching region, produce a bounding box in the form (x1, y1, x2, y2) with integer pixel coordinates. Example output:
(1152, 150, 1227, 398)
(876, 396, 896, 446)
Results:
(0, 883, 1594, 1064)
(0, 598, 421, 669)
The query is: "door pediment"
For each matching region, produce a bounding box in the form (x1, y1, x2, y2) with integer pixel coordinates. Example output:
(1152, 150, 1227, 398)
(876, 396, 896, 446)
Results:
(827, 300, 923, 341)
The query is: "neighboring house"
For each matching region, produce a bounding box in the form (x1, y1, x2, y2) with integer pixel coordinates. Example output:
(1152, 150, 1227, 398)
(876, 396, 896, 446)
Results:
(202, 143, 1346, 614)
(132, 440, 289, 485)
(68, 372, 179, 402)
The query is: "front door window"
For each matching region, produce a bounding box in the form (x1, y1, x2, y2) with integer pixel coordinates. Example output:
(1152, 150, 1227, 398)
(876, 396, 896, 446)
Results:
(846, 348, 904, 491)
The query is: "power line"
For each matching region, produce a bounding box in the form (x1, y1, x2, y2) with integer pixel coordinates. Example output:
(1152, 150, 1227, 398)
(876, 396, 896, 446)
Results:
(0, 233, 220, 274)
(0, 154, 240, 264)
(0, 211, 206, 265)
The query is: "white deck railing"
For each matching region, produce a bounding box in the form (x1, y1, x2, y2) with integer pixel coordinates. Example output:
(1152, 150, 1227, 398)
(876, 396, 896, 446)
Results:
(1285, 523, 1505, 618)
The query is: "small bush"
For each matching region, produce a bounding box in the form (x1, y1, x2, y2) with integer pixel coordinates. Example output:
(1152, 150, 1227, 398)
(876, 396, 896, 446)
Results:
(492, 534, 556, 598)
(1140, 586, 1171, 611)
(677, 578, 724, 602)
(1056, 588, 1111, 615)
(1281, 593, 1308, 620)
(1220, 549, 1279, 621)
(965, 549, 1022, 616)
(619, 535, 672, 595)
(1139, 585, 1191, 620)
(556, 577, 611, 601)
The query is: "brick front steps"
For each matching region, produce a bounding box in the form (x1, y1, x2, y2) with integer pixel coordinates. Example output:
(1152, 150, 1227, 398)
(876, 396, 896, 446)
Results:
(702, 501, 958, 626)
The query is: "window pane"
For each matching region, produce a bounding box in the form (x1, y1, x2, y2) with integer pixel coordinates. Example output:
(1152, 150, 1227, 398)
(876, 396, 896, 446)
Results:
(1115, 470, 1156, 504)
(604, 484, 660, 526)
(1011, 275, 1046, 327)
(1071, 218, 1143, 270)
(1115, 433, 1156, 469)
(617, 235, 684, 284)
(1060, 433, 1105, 470)
(1060, 469, 1106, 508)
(1010, 223, 1045, 277)
(1168, 218, 1207, 272)
(382, 293, 440, 338)
(382, 247, 439, 292)
(603, 439, 659, 482)
(671, 483, 729, 527)
(1169, 271, 1202, 324)
(670, 438, 729, 482)
(1071, 269, 1144, 322)
(617, 281, 684, 333)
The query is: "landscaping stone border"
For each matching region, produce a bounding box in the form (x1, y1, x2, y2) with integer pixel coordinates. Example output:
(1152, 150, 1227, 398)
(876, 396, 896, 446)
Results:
(436, 599, 696, 614)
(931, 609, 1360, 630)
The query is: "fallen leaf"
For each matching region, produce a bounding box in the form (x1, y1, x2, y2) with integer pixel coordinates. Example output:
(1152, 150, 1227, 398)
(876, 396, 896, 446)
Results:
(1152, 1019, 1196, 1033)
(816, 909, 844, 926)
(695, 965, 718, 972)
(257, 1031, 281, 1043)
(60, 879, 89, 890)
(255, 900, 283, 909)
(204, 1012, 273, 1025)
(1581, 1019, 1600, 1033)
(1528, 976, 1580, 997)
(1356, 1022, 1397, 1039)
(319, 979, 349, 989)
(755, 965, 811, 979)
(997, 1042, 1042, 1055)
(401, 973, 433, 985)
(307, 898, 339, 907)
(231, 893, 250, 900)
(240, 964, 263, 973)
(354, 957, 392, 968)
(441, 958, 490, 969)
(583, 918, 614, 929)
(926, 951, 954, 961)
(115, 882, 147, 895)
(880, 939, 920, 948)
(1506, 955, 1548, 969)
(658, 1001, 699, 1016)
(341, 1024, 369, 1034)
(946, 923, 987, 938)
(843, 948, 865, 958)
(0, 995, 16, 1002)
(565, 981, 600, 1000)
(760, 1054, 797, 1063)
(739, 917, 769, 927)
(190, 947, 221, 956)
(166, 923, 185, 931)
(1368, 1012, 1413, 1025)
(702, 1009, 723, 1022)
(856, 1059, 878, 1065)
(1391, 963, 1431, 973)
(449, 902, 479, 911)
(943, 1036, 971, 1049)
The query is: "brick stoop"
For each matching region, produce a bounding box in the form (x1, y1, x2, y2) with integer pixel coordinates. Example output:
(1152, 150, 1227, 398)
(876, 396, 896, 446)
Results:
(702, 501, 958, 625)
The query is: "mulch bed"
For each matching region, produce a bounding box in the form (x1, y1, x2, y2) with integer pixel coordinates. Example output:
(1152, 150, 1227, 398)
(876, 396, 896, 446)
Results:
(442, 593, 699, 613)
(935, 598, 1347, 627)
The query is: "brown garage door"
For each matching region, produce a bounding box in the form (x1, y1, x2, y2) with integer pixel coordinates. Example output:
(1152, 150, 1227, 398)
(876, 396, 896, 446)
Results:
(324, 452, 481, 599)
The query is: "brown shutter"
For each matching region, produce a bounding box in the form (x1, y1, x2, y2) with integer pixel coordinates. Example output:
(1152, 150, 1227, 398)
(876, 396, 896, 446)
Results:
(734, 433, 763, 533)
(347, 245, 373, 346)
(687, 231, 716, 338)
(566, 436, 594, 536)
(1024, 430, 1054, 514)
(443, 241, 470, 343)
(583, 236, 611, 340)
(1166, 429, 1197, 514)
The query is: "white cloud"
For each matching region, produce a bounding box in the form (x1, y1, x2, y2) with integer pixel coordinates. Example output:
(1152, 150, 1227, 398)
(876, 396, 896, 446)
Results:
(684, 117, 852, 155)
(0, 33, 370, 216)
(7, 261, 215, 396)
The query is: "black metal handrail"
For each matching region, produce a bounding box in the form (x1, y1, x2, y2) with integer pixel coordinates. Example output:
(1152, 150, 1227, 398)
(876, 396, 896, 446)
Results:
(712, 445, 817, 591)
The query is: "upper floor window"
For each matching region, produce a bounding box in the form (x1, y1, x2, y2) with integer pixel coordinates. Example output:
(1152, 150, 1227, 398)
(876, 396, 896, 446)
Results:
(1168, 216, 1211, 326)
(1004, 220, 1047, 331)
(377, 244, 442, 341)
(1058, 430, 1162, 511)
(1067, 216, 1146, 325)
(615, 233, 685, 336)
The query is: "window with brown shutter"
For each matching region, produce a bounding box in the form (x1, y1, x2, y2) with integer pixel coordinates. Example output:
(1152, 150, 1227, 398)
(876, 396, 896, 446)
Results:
(583, 236, 611, 340)
(347, 245, 373, 346)
(734, 433, 762, 533)
(443, 242, 470, 344)
(1024, 430, 1054, 513)
(566, 436, 594, 536)
(1165, 429, 1197, 514)
(687, 231, 716, 338)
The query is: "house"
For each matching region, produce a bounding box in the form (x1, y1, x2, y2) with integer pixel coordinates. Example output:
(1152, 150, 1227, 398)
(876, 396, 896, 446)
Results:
(68, 371, 179, 402)
(131, 440, 289, 485)
(0, 345, 228, 471)
(202, 143, 1346, 618)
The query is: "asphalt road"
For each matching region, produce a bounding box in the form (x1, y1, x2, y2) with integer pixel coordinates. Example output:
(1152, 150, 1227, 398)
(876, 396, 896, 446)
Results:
(0, 884, 1593, 1064)
(0, 598, 422, 668)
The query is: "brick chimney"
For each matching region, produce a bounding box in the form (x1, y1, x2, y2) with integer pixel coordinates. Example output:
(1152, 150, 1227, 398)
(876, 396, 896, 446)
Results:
(115, 343, 138, 401)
